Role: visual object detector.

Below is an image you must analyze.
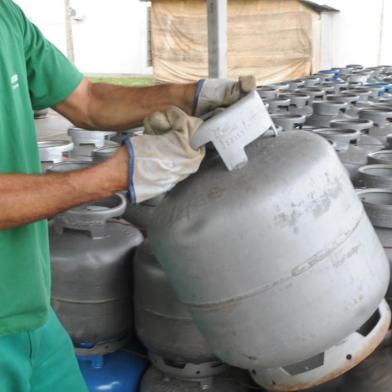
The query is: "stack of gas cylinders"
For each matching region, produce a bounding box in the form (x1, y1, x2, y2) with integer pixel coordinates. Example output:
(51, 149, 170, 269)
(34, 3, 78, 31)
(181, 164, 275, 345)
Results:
(37, 64, 392, 391)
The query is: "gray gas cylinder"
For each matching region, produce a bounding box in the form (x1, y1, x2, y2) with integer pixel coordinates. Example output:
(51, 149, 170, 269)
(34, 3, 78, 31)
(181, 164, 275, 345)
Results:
(297, 87, 326, 104)
(368, 150, 392, 165)
(110, 127, 144, 144)
(312, 127, 370, 185)
(68, 127, 119, 161)
(270, 113, 306, 131)
(288, 79, 306, 90)
(140, 366, 248, 392)
(265, 97, 290, 114)
(327, 93, 360, 119)
(123, 194, 165, 233)
(48, 164, 143, 354)
(359, 107, 392, 146)
(134, 241, 226, 379)
(304, 76, 321, 87)
(148, 130, 391, 391)
(92, 145, 120, 163)
(344, 88, 372, 102)
(38, 140, 74, 171)
(357, 189, 392, 304)
(257, 86, 278, 100)
(280, 92, 313, 117)
(306, 101, 348, 127)
(358, 165, 392, 189)
(330, 119, 384, 155)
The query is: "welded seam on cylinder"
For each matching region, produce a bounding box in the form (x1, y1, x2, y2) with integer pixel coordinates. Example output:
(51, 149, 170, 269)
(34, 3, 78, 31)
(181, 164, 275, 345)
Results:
(184, 211, 365, 309)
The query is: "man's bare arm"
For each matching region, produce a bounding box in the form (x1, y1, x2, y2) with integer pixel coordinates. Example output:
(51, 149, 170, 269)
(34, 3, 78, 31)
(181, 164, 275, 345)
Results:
(0, 147, 128, 230)
(54, 78, 197, 131)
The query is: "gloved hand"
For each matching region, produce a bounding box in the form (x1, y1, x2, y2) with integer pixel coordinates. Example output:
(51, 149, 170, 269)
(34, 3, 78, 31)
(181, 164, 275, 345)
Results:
(192, 75, 257, 117)
(124, 107, 205, 204)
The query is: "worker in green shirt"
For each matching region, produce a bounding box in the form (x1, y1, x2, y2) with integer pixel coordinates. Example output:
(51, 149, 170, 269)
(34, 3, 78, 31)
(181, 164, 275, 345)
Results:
(0, 0, 255, 390)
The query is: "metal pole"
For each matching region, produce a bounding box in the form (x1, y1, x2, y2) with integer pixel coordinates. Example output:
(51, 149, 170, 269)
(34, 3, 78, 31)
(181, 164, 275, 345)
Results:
(64, 0, 75, 63)
(207, 0, 228, 78)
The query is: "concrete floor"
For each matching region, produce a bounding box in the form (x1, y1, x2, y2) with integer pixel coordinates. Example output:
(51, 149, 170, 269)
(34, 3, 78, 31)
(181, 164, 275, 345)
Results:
(35, 109, 73, 141)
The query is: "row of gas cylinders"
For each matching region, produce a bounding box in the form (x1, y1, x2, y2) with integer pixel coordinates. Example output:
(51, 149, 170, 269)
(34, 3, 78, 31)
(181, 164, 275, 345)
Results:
(39, 63, 392, 391)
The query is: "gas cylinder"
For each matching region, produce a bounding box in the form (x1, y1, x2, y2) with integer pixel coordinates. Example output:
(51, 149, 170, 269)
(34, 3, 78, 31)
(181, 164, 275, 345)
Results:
(148, 130, 390, 391)
(279, 92, 313, 117)
(134, 241, 226, 379)
(139, 366, 249, 392)
(357, 189, 392, 304)
(265, 97, 290, 114)
(304, 76, 321, 87)
(257, 86, 278, 100)
(38, 140, 74, 171)
(368, 150, 392, 165)
(48, 164, 144, 353)
(78, 351, 148, 392)
(329, 119, 384, 154)
(92, 145, 120, 163)
(306, 101, 348, 127)
(68, 127, 119, 161)
(297, 87, 326, 104)
(123, 194, 165, 233)
(110, 127, 144, 144)
(271, 113, 306, 131)
(327, 93, 360, 119)
(312, 127, 368, 185)
(288, 79, 306, 90)
(358, 165, 392, 189)
(344, 88, 372, 102)
(359, 107, 392, 146)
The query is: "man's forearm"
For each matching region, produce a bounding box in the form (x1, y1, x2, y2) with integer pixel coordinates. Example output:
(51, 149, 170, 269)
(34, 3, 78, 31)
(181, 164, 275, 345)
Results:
(0, 149, 127, 230)
(55, 79, 198, 132)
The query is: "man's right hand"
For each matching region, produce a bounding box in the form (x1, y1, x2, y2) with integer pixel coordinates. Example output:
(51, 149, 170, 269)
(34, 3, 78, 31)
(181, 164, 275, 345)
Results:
(103, 106, 206, 205)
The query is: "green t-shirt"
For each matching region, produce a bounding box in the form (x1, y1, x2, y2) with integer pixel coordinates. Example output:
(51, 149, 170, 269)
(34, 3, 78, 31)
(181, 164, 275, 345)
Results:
(0, 0, 83, 336)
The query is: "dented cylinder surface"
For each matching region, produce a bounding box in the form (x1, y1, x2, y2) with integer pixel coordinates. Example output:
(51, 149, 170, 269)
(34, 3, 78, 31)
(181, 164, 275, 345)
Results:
(148, 131, 390, 371)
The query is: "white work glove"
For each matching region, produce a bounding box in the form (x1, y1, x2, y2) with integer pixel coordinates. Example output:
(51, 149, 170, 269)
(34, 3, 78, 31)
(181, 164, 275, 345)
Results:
(124, 107, 205, 204)
(192, 75, 257, 117)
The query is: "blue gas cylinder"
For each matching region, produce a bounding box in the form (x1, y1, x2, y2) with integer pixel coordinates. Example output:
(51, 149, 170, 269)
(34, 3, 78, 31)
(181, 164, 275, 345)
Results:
(78, 351, 148, 391)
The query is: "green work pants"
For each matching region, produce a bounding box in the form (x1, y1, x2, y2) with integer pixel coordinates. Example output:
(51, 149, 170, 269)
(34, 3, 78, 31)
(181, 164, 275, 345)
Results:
(0, 309, 88, 392)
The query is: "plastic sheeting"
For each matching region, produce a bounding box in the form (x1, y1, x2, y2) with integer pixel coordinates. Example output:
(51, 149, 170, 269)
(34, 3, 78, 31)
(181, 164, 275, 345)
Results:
(150, 0, 320, 84)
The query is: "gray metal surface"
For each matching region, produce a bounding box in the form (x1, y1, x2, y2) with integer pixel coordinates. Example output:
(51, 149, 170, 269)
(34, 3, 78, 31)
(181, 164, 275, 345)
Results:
(330, 119, 374, 133)
(92, 145, 120, 163)
(251, 300, 390, 390)
(140, 366, 248, 392)
(368, 150, 392, 165)
(359, 108, 392, 145)
(38, 140, 74, 165)
(50, 193, 143, 353)
(358, 189, 392, 304)
(358, 164, 392, 189)
(148, 130, 390, 389)
(312, 128, 360, 151)
(68, 127, 119, 161)
(134, 241, 220, 366)
(123, 195, 165, 233)
(271, 113, 306, 131)
(190, 92, 275, 171)
(307, 101, 348, 127)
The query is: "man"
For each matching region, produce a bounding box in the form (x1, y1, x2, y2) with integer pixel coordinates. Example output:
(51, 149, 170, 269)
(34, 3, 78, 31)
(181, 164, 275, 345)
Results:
(0, 0, 255, 390)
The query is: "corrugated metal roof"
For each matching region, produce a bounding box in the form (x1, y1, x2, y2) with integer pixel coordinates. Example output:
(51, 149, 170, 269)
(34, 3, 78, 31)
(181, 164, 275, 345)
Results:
(299, 0, 339, 13)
